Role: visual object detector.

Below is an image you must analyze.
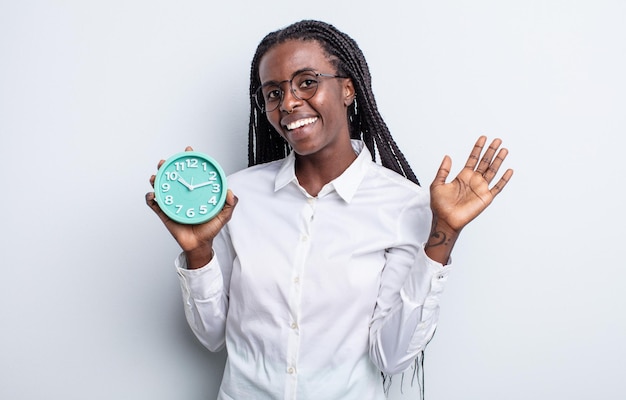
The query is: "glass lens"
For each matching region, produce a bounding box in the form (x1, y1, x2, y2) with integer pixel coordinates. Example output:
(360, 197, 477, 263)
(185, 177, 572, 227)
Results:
(292, 71, 319, 101)
(255, 84, 280, 112)
(254, 71, 322, 112)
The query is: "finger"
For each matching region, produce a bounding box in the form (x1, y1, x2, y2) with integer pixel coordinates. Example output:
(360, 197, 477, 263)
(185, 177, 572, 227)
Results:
(145, 192, 160, 214)
(145, 191, 161, 214)
(156, 147, 194, 171)
(482, 147, 508, 184)
(431, 155, 452, 188)
(490, 168, 514, 197)
(475, 138, 502, 175)
(145, 191, 177, 226)
(464, 136, 487, 170)
(225, 189, 238, 206)
(149, 174, 156, 187)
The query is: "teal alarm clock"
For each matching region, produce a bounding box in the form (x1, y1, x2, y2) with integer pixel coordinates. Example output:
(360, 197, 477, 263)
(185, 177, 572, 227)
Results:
(154, 151, 227, 224)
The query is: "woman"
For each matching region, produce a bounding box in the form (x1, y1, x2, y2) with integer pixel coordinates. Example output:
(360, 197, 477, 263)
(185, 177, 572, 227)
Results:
(146, 20, 512, 400)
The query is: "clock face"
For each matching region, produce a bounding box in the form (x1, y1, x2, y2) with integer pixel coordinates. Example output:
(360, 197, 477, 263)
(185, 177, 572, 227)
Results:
(154, 151, 227, 224)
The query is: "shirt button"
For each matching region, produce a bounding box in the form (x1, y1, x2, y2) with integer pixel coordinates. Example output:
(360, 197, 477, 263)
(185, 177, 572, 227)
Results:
(301, 235, 309, 242)
(291, 322, 298, 329)
(294, 277, 300, 284)
(287, 367, 295, 374)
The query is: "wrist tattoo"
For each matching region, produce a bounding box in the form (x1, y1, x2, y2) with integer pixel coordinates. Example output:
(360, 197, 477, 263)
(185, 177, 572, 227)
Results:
(426, 214, 458, 251)
(426, 230, 451, 249)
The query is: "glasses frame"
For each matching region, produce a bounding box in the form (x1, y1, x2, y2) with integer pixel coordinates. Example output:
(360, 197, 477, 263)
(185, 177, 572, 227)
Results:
(253, 69, 347, 113)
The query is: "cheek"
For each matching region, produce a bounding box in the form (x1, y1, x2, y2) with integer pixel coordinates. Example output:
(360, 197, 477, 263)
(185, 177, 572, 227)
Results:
(312, 91, 344, 118)
(314, 99, 344, 124)
(265, 112, 284, 134)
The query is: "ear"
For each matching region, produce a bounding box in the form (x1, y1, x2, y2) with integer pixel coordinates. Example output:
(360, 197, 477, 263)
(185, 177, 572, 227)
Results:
(343, 78, 356, 107)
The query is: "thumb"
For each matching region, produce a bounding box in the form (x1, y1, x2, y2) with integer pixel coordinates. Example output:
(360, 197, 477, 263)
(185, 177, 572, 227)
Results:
(216, 189, 238, 224)
(431, 155, 452, 188)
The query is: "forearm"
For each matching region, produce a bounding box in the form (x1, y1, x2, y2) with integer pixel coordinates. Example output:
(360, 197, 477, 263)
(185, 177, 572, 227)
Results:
(176, 253, 228, 351)
(369, 247, 450, 375)
(370, 299, 439, 375)
(424, 215, 459, 265)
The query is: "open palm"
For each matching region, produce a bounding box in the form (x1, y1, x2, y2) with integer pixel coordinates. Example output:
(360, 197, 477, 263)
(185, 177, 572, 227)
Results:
(430, 136, 514, 233)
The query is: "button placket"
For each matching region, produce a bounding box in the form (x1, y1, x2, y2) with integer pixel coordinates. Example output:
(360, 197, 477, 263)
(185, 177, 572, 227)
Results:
(284, 196, 316, 395)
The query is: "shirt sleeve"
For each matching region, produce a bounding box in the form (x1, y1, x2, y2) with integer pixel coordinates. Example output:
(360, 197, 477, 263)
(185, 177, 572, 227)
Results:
(174, 229, 234, 352)
(368, 196, 452, 375)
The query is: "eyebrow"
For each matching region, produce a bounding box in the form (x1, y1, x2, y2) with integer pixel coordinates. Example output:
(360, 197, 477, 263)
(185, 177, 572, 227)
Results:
(260, 67, 317, 86)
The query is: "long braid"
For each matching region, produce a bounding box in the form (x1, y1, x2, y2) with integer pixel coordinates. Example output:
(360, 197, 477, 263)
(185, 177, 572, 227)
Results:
(247, 20, 420, 186)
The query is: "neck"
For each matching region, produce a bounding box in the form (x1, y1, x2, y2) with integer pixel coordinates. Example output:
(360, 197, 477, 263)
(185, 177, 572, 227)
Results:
(294, 142, 357, 197)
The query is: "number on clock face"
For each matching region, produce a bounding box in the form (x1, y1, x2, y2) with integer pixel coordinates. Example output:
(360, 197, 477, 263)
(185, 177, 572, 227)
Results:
(154, 151, 227, 224)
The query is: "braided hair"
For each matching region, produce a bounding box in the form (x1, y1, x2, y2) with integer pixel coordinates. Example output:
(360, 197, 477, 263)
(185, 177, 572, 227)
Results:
(248, 20, 419, 185)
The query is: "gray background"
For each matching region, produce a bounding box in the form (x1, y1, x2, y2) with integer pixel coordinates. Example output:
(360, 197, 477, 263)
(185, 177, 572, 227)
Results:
(1, 0, 624, 399)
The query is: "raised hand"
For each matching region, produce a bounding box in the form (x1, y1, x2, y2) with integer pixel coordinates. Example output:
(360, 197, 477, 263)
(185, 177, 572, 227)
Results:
(430, 136, 513, 234)
(424, 136, 513, 265)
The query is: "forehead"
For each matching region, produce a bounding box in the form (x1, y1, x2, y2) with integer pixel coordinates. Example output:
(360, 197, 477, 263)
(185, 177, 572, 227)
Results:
(258, 40, 334, 82)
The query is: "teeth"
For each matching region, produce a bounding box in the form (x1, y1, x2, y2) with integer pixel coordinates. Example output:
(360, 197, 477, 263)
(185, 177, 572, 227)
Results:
(286, 117, 317, 131)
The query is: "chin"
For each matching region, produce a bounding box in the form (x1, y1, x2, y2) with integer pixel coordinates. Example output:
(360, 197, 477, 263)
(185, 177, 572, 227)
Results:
(284, 136, 321, 156)
(291, 146, 318, 157)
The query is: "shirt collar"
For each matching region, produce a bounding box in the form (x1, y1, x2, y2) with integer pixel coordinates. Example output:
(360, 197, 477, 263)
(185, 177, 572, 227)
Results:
(274, 140, 371, 203)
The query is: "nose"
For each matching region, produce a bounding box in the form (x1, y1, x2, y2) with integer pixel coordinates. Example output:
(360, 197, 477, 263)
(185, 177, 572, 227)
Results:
(279, 85, 302, 113)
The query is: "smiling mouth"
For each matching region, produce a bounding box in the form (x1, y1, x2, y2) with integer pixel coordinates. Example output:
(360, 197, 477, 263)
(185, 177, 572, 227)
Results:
(285, 117, 318, 131)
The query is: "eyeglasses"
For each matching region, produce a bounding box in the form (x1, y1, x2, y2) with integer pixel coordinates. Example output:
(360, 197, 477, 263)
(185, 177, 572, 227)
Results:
(253, 70, 346, 112)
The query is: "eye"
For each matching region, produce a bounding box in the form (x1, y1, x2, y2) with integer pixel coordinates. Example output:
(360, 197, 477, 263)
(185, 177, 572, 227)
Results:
(264, 86, 282, 101)
(293, 71, 318, 89)
(299, 79, 318, 90)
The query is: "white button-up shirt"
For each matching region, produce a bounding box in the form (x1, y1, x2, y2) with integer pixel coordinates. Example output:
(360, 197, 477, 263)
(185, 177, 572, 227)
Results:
(176, 141, 451, 400)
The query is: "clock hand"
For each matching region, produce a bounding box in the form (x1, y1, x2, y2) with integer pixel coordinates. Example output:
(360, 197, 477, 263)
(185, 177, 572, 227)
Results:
(190, 181, 214, 190)
(177, 177, 194, 190)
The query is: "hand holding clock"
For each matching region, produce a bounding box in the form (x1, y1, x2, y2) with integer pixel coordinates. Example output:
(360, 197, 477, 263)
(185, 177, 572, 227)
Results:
(146, 147, 238, 269)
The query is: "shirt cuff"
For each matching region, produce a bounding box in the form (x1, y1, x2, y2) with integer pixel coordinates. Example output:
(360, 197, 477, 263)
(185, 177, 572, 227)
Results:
(401, 245, 452, 306)
(175, 252, 223, 300)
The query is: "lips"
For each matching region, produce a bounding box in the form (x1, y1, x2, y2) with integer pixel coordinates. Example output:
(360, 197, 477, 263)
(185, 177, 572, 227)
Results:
(284, 117, 318, 131)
